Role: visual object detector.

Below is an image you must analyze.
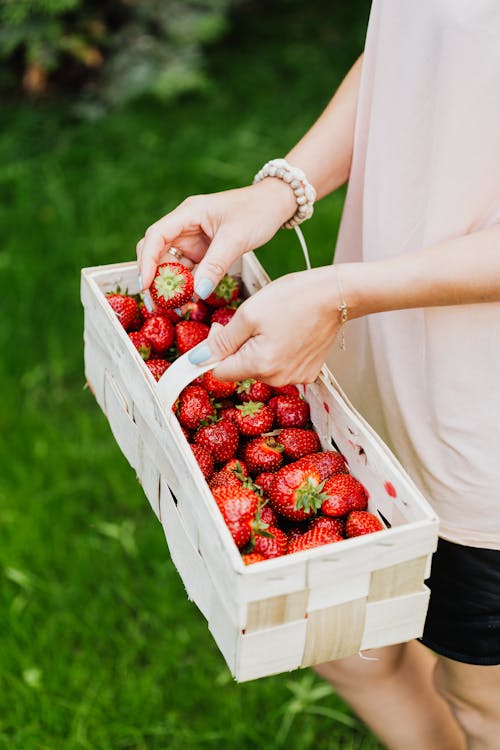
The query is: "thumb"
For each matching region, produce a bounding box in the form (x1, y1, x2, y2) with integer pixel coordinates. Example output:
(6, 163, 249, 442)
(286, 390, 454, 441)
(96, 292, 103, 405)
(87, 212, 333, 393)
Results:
(187, 314, 251, 368)
(193, 228, 243, 300)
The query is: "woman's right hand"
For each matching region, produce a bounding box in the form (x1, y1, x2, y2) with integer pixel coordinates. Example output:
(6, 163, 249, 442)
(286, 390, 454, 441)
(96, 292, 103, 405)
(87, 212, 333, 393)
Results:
(137, 178, 296, 298)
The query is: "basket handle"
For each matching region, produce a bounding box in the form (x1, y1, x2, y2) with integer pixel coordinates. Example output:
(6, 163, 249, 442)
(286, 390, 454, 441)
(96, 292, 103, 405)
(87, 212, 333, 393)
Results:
(156, 350, 221, 410)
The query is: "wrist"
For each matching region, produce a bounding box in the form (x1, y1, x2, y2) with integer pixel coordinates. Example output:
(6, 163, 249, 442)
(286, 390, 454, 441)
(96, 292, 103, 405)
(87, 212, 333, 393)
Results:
(250, 178, 297, 225)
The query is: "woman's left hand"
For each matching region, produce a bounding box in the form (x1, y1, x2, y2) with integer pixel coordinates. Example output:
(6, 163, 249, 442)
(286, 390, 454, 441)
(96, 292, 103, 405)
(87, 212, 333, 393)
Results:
(189, 266, 343, 386)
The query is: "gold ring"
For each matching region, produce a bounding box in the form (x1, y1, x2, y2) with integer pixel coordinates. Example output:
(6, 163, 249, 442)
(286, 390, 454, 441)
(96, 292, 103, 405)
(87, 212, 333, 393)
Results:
(168, 247, 183, 261)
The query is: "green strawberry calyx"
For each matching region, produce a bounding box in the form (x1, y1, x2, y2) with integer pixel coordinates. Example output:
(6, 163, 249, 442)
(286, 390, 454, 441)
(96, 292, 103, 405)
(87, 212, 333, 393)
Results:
(154, 265, 188, 302)
(213, 275, 239, 302)
(236, 378, 255, 395)
(293, 478, 328, 513)
(236, 401, 264, 416)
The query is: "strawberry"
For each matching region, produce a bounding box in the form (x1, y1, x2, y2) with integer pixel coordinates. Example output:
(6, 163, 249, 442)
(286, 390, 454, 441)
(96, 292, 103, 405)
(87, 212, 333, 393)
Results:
(212, 486, 259, 548)
(321, 474, 368, 517)
(202, 370, 237, 399)
(279, 428, 321, 460)
(190, 444, 215, 480)
(140, 314, 175, 353)
(145, 358, 170, 381)
(209, 468, 242, 490)
(254, 526, 288, 559)
(205, 274, 241, 308)
(296, 451, 348, 480)
(242, 552, 266, 565)
(211, 306, 236, 326)
(244, 437, 284, 475)
(237, 378, 273, 403)
(259, 503, 279, 526)
(272, 384, 300, 398)
(140, 302, 180, 324)
(254, 472, 276, 497)
(308, 515, 345, 537)
(269, 464, 326, 521)
(220, 405, 238, 423)
(106, 293, 139, 331)
(150, 261, 194, 310)
(224, 458, 248, 477)
(128, 331, 151, 360)
(175, 320, 210, 355)
(181, 299, 211, 323)
(234, 401, 274, 436)
(346, 510, 384, 537)
(271, 395, 310, 428)
(177, 385, 215, 430)
(287, 526, 343, 555)
(195, 419, 239, 463)
(128, 306, 144, 331)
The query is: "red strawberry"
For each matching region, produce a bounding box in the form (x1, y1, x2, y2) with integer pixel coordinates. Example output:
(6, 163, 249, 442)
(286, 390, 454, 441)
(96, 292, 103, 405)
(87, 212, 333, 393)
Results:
(181, 299, 211, 323)
(128, 306, 144, 331)
(150, 261, 194, 310)
(128, 331, 151, 360)
(220, 405, 238, 423)
(106, 293, 139, 331)
(195, 419, 239, 463)
(308, 516, 345, 537)
(271, 395, 310, 428)
(202, 370, 237, 399)
(224, 459, 248, 477)
(209, 468, 242, 490)
(259, 504, 279, 526)
(321, 474, 368, 517)
(279, 428, 321, 460)
(145, 358, 170, 381)
(269, 464, 326, 521)
(211, 306, 236, 326)
(254, 472, 276, 497)
(234, 401, 274, 436)
(237, 379, 273, 403)
(242, 552, 266, 565)
(205, 274, 241, 308)
(140, 314, 175, 353)
(244, 437, 284, 475)
(140, 302, 180, 324)
(272, 384, 300, 398)
(287, 526, 343, 554)
(175, 320, 210, 355)
(346, 510, 384, 537)
(212, 486, 259, 548)
(254, 526, 288, 559)
(296, 451, 348, 480)
(190, 444, 215, 480)
(177, 385, 215, 430)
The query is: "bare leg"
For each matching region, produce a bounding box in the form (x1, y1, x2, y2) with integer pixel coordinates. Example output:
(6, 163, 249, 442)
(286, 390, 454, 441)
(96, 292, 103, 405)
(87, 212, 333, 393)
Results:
(314, 640, 466, 750)
(433, 656, 500, 750)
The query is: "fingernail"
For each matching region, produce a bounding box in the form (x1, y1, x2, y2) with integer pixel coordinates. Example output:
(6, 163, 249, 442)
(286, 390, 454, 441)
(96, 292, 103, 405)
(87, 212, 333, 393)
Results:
(188, 342, 212, 365)
(142, 291, 154, 313)
(174, 308, 182, 315)
(137, 272, 143, 291)
(195, 278, 214, 300)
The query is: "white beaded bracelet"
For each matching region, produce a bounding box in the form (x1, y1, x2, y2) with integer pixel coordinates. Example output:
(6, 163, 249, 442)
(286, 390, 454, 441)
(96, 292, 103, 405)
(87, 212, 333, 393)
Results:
(253, 158, 317, 229)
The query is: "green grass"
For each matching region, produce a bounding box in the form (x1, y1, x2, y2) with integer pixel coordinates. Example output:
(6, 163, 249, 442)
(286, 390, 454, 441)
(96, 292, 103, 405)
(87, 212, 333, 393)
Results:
(0, 2, 383, 748)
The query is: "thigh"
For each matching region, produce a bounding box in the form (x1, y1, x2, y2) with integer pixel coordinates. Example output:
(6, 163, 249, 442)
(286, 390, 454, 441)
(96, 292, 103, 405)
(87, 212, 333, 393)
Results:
(434, 656, 500, 716)
(313, 641, 411, 686)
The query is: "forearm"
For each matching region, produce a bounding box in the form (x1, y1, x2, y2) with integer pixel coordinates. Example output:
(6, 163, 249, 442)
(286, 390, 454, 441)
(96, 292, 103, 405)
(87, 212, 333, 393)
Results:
(320, 224, 500, 319)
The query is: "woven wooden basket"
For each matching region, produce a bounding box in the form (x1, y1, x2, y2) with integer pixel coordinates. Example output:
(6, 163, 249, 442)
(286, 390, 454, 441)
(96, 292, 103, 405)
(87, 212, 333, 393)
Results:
(81, 254, 439, 682)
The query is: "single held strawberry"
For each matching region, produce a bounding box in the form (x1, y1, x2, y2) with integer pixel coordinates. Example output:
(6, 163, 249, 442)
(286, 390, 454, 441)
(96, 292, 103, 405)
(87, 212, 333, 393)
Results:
(205, 274, 241, 308)
(150, 261, 194, 310)
(269, 464, 327, 521)
(271, 395, 310, 428)
(211, 306, 236, 326)
(106, 293, 139, 331)
(254, 472, 276, 497)
(253, 526, 288, 559)
(242, 552, 266, 565)
(234, 401, 274, 436)
(128, 331, 151, 360)
(244, 437, 284, 475)
(296, 451, 348, 480)
(309, 515, 345, 537)
(181, 299, 211, 323)
(237, 378, 273, 403)
(279, 428, 321, 460)
(212, 485, 259, 548)
(175, 320, 210, 355)
(321, 474, 368, 517)
(190, 444, 215, 480)
(195, 419, 239, 463)
(140, 314, 175, 353)
(287, 525, 343, 555)
(345, 510, 384, 537)
(272, 384, 300, 398)
(202, 370, 237, 399)
(177, 385, 215, 430)
(145, 358, 170, 381)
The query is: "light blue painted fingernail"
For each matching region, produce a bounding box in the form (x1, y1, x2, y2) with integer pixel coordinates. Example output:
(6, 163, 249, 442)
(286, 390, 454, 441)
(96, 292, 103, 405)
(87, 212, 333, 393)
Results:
(174, 308, 182, 315)
(143, 291, 154, 313)
(137, 272, 143, 291)
(188, 342, 212, 365)
(195, 277, 214, 300)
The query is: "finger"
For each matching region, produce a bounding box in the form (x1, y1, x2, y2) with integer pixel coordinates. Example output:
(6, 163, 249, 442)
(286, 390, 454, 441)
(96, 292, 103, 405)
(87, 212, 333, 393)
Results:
(211, 341, 260, 382)
(139, 209, 192, 290)
(193, 227, 244, 300)
(187, 311, 252, 366)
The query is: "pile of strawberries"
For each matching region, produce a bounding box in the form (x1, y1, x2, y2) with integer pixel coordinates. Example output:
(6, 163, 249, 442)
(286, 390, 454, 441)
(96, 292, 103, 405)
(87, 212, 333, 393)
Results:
(106, 261, 384, 565)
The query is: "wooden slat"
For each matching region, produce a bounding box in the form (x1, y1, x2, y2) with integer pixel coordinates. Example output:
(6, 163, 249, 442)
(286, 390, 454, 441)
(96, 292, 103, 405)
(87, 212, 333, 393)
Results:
(301, 598, 366, 666)
(361, 587, 430, 651)
(368, 555, 429, 602)
(245, 590, 308, 632)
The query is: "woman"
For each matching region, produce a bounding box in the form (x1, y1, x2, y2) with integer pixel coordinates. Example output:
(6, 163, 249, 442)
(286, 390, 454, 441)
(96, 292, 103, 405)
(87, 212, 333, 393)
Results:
(137, 2, 500, 747)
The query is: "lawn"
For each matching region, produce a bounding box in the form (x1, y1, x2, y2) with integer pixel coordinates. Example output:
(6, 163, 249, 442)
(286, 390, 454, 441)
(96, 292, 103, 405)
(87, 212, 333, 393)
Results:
(0, 2, 383, 748)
